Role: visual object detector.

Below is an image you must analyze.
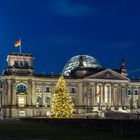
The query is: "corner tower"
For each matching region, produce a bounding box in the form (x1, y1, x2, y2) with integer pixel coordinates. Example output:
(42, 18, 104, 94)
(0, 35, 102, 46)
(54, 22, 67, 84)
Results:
(120, 59, 128, 77)
(3, 53, 35, 76)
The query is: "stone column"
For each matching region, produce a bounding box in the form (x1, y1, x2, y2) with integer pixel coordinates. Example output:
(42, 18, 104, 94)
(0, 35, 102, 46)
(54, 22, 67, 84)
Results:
(111, 84, 114, 106)
(100, 85, 103, 106)
(102, 83, 105, 105)
(86, 83, 90, 106)
(32, 80, 36, 106)
(7, 80, 12, 106)
(84, 82, 88, 113)
(83, 83, 87, 106)
(88, 83, 93, 106)
(113, 84, 118, 106)
(91, 83, 95, 106)
(121, 85, 128, 107)
(99, 84, 102, 106)
(107, 85, 110, 106)
(109, 85, 111, 106)
(27, 79, 32, 106)
(77, 82, 83, 106)
(132, 86, 135, 107)
(12, 79, 16, 106)
(117, 85, 121, 106)
(2, 80, 7, 106)
(42, 83, 45, 107)
(94, 83, 97, 105)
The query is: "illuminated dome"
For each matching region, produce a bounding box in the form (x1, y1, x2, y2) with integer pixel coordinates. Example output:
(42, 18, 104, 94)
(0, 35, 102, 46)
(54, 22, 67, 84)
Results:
(62, 55, 102, 76)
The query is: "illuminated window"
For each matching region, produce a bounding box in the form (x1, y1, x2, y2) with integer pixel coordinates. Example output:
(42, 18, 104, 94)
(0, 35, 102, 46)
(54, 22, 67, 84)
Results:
(19, 111, 25, 117)
(46, 111, 50, 116)
(17, 84, 27, 93)
(18, 97, 25, 107)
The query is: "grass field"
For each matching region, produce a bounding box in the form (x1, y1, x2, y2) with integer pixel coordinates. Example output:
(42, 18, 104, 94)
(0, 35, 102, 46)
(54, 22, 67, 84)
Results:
(0, 119, 140, 140)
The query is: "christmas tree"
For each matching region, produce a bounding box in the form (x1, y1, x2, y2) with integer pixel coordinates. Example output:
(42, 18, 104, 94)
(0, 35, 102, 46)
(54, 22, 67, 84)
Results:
(51, 76, 74, 118)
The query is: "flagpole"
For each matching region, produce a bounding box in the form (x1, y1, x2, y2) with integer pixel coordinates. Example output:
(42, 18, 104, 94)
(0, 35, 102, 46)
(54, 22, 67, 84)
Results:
(20, 37, 22, 54)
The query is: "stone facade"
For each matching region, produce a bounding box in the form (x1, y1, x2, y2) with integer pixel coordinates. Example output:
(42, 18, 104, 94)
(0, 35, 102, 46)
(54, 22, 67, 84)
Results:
(0, 53, 140, 118)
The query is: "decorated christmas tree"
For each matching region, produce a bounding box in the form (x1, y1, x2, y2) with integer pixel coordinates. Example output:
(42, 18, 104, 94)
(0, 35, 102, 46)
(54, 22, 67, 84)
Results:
(51, 76, 74, 118)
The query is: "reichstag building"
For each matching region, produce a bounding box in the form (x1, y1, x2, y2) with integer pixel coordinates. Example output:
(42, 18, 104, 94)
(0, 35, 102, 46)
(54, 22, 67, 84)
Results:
(0, 52, 140, 118)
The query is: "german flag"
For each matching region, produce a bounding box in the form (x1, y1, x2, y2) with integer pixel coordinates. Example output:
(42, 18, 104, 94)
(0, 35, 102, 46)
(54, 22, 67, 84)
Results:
(15, 40, 21, 47)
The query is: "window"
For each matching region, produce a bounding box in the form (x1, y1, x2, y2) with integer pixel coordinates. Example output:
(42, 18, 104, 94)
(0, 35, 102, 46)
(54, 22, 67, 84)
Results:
(128, 89, 131, 95)
(25, 61, 29, 68)
(70, 87, 76, 93)
(36, 96, 42, 107)
(46, 111, 50, 116)
(45, 97, 51, 107)
(19, 111, 25, 117)
(20, 61, 23, 67)
(14, 61, 18, 67)
(17, 84, 27, 93)
(45, 86, 51, 93)
(135, 90, 138, 95)
(36, 87, 41, 92)
(18, 97, 26, 107)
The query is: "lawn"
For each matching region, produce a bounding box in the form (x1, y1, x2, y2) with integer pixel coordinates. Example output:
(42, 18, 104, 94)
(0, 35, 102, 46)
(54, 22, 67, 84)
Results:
(0, 119, 139, 140)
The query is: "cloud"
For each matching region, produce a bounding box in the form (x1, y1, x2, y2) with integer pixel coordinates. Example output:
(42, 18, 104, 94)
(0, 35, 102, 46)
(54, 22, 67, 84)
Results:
(47, 0, 97, 17)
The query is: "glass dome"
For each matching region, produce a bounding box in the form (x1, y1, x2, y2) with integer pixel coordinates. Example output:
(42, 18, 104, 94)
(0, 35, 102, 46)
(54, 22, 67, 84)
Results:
(62, 55, 102, 76)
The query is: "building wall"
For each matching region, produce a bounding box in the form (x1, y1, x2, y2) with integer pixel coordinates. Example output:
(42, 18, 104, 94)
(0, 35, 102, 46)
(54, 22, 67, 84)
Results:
(1, 74, 140, 118)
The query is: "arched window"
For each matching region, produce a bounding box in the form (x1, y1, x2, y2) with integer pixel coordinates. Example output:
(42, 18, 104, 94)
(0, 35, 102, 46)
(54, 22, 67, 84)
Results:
(17, 84, 27, 93)
(45, 97, 50, 107)
(36, 96, 42, 107)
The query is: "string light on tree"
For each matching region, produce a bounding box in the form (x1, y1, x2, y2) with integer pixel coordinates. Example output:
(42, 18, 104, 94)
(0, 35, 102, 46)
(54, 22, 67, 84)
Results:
(51, 76, 74, 118)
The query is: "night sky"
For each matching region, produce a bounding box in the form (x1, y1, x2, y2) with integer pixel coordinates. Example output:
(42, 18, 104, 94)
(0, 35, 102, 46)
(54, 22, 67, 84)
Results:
(0, 0, 140, 78)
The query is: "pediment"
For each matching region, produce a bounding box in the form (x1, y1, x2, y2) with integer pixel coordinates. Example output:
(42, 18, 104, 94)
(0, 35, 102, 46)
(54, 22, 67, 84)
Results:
(84, 69, 129, 81)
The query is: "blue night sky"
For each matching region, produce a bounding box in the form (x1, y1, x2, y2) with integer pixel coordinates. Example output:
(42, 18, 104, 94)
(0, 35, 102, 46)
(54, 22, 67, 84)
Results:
(0, 0, 140, 78)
